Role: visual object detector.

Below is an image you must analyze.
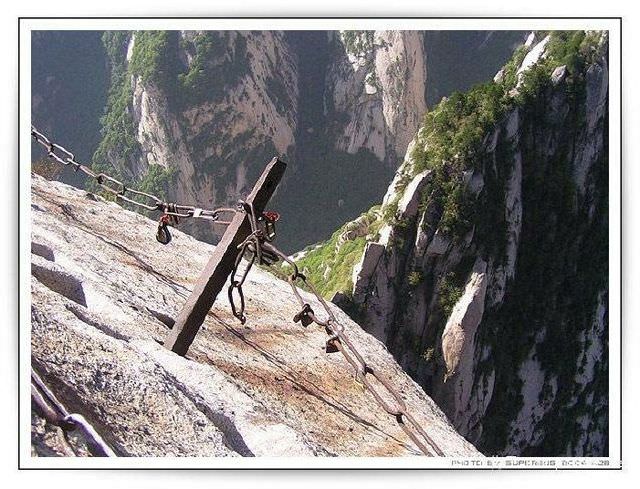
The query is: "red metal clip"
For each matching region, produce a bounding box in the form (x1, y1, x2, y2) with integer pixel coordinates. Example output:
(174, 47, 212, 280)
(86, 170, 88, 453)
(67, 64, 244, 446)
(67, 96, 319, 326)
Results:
(262, 210, 280, 223)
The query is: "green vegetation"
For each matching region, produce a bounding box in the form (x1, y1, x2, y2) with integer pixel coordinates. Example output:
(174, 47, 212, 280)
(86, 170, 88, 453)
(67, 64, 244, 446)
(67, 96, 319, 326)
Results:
(138, 164, 178, 198)
(315, 31, 603, 301)
(407, 270, 423, 287)
(91, 32, 183, 202)
(437, 272, 466, 319)
(474, 31, 609, 455)
(340, 30, 374, 58)
(421, 347, 435, 363)
(129, 31, 178, 89)
(92, 30, 258, 210)
(176, 31, 250, 107)
(544, 30, 603, 75)
(177, 32, 223, 99)
(91, 32, 138, 192)
(102, 31, 129, 78)
(339, 31, 379, 91)
(409, 77, 510, 242)
(287, 207, 382, 299)
(405, 30, 605, 253)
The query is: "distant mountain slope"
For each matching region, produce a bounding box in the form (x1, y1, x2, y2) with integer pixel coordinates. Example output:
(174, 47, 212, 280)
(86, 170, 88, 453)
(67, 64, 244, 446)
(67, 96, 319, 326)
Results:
(31, 30, 522, 252)
(31, 31, 108, 186)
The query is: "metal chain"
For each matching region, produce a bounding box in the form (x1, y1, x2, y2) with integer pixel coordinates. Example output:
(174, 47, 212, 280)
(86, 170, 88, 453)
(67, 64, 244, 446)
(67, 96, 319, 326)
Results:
(227, 201, 279, 324)
(31, 368, 116, 457)
(228, 206, 445, 457)
(31, 125, 443, 456)
(31, 126, 237, 243)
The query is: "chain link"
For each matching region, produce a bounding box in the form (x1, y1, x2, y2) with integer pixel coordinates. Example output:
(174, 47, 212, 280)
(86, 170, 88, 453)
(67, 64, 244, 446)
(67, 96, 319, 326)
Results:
(227, 201, 280, 323)
(31, 368, 116, 457)
(229, 206, 445, 457)
(31, 126, 237, 243)
(31, 125, 443, 457)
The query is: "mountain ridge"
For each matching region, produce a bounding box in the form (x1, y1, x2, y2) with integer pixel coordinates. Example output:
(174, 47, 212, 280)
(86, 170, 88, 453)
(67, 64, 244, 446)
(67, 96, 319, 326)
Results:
(293, 30, 609, 456)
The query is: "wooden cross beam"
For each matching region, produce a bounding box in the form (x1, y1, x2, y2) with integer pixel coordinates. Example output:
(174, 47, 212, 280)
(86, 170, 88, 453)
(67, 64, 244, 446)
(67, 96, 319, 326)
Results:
(164, 157, 287, 356)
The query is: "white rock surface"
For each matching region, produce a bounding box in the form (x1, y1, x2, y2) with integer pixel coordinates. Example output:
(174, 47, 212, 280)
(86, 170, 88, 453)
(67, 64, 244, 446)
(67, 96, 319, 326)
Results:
(425, 230, 451, 257)
(524, 32, 536, 48)
(441, 259, 488, 379)
(352, 242, 385, 300)
(125, 34, 135, 62)
(327, 31, 427, 166)
(551, 65, 567, 85)
(396, 170, 431, 219)
(382, 139, 419, 207)
(516, 35, 550, 80)
(30, 175, 480, 458)
(435, 258, 488, 436)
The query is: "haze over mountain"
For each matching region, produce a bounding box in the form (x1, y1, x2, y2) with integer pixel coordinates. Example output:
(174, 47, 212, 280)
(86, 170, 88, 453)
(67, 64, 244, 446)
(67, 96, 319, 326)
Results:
(31, 30, 524, 251)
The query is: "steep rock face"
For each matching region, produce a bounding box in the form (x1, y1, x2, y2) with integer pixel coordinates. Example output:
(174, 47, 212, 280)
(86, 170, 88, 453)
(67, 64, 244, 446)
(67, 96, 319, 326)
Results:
(33, 30, 526, 253)
(50, 30, 528, 253)
(94, 31, 298, 242)
(30, 174, 480, 458)
(95, 30, 399, 252)
(301, 31, 610, 456)
(325, 31, 427, 167)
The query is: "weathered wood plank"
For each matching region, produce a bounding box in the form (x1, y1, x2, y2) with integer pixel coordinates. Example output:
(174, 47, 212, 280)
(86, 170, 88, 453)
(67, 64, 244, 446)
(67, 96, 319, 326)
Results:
(164, 157, 286, 356)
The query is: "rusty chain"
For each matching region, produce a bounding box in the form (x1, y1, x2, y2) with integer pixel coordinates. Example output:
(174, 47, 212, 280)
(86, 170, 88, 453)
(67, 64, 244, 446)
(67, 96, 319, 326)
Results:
(228, 205, 445, 457)
(31, 125, 443, 457)
(228, 202, 279, 323)
(31, 126, 237, 244)
(31, 367, 116, 457)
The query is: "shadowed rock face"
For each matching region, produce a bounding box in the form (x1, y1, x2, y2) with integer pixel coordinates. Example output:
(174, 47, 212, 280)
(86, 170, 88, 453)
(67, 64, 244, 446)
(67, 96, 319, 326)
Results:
(325, 31, 427, 167)
(30, 174, 480, 458)
(31, 31, 108, 188)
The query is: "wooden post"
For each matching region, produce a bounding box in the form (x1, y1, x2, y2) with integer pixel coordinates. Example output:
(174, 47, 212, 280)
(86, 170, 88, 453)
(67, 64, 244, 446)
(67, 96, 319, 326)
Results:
(164, 157, 287, 356)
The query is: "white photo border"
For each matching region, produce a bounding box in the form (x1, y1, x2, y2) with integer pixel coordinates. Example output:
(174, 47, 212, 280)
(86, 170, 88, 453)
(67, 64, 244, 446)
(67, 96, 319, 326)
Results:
(18, 16, 622, 470)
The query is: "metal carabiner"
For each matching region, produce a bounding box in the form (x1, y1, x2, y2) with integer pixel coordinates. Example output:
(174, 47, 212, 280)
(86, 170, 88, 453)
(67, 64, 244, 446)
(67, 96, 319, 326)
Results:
(156, 215, 172, 244)
(228, 280, 246, 324)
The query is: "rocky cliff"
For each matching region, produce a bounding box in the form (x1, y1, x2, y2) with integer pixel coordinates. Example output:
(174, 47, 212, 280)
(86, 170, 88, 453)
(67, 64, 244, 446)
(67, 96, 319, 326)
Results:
(73, 30, 522, 252)
(294, 31, 609, 456)
(92, 30, 427, 251)
(325, 30, 427, 166)
(92, 31, 298, 243)
(30, 174, 480, 457)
